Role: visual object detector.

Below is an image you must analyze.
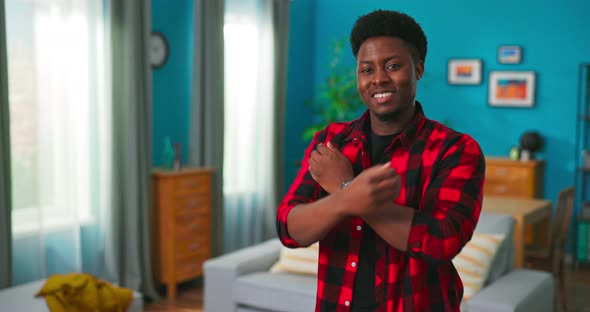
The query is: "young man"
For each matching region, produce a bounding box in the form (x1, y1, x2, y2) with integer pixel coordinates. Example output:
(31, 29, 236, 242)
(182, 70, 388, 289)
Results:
(277, 10, 485, 312)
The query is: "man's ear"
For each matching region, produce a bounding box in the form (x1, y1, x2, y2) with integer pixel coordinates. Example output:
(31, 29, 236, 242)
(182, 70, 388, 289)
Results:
(415, 60, 425, 80)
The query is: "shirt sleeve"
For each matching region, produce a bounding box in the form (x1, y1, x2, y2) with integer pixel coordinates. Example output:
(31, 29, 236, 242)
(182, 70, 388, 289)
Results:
(406, 134, 486, 262)
(276, 130, 325, 248)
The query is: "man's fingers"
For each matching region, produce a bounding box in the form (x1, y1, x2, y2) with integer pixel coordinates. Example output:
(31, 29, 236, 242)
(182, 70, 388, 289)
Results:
(376, 175, 400, 190)
(365, 163, 398, 183)
(327, 141, 339, 151)
(316, 143, 328, 155)
(308, 157, 319, 168)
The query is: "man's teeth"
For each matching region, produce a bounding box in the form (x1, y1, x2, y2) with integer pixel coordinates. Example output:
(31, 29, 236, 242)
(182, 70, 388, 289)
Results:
(373, 92, 392, 98)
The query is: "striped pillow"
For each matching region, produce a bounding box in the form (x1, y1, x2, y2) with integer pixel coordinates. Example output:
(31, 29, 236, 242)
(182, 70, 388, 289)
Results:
(453, 233, 505, 301)
(270, 242, 319, 276)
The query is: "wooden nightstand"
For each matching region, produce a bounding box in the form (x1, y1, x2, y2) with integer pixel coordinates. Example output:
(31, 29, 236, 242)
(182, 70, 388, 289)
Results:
(151, 167, 213, 299)
(484, 157, 546, 245)
(484, 157, 544, 198)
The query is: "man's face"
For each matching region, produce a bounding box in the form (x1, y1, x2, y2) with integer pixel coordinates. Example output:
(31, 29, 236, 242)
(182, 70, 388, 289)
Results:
(356, 36, 424, 123)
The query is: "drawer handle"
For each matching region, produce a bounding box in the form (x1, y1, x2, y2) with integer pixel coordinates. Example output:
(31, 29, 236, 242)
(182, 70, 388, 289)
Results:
(190, 223, 200, 230)
(188, 199, 201, 208)
(495, 168, 508, 176)
(181, 264, 200, 272)
(495, 186, 507, 193)
(188, 243, 201, 251)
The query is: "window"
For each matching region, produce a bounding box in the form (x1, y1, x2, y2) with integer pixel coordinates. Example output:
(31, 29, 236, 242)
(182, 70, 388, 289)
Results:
(222, 0, 277, 252)
(6, 0, 110, 237)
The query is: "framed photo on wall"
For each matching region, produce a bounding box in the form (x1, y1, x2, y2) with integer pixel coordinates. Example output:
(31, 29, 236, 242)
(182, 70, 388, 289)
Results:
(488, 71, 536, 107)
(498, 45, 522, 64)
(447, 59, 482, 85)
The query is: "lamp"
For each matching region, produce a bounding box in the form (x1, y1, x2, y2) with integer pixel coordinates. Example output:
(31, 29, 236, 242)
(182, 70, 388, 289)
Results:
(519, 131, 543, 161)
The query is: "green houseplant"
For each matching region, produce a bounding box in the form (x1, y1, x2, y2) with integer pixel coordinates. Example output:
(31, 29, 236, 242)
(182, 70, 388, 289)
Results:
(302, 38, 364, 142)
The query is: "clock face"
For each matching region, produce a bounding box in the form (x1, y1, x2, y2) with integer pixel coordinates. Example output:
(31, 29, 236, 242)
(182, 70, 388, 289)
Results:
(150, 31, 168, 68)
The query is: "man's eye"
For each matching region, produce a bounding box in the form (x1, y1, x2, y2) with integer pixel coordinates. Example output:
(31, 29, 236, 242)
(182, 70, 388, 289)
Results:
(387, 63, 400, 70)
(360, 67, 372, 74)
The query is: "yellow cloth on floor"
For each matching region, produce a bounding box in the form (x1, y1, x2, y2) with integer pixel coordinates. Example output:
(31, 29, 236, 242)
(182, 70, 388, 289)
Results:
(35, 273, 133, 312)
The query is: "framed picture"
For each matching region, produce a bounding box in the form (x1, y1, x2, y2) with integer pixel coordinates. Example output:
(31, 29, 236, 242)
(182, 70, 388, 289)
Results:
(488, 71, 536, 107)
(448, 59, 482, 85)
(498, 45, 522, 64)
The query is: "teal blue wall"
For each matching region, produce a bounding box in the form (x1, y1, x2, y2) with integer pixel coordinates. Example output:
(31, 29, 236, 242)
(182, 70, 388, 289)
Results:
(151, 0, 193, 167)
(283, 0, 317, 190)
(285, 1, 590, 252)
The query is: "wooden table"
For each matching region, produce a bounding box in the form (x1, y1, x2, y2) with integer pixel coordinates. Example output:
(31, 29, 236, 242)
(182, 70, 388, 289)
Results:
(482, 196, 553, 268)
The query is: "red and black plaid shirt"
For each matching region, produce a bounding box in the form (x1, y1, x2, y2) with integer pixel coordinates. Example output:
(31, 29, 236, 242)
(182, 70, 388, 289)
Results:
(277, 102, 485, 312)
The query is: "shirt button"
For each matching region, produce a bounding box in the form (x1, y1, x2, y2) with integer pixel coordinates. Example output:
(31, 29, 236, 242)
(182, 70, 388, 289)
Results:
(356, 225, 362, 231)
(351, 262, 357, 268)
(345, 301, 350, 307)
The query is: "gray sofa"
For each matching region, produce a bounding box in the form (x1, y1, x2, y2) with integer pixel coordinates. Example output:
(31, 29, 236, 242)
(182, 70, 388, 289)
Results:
(204, 212, 554, 312)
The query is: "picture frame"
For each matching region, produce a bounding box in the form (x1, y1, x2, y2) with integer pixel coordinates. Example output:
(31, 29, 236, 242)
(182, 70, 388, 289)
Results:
(447, 59, 482, 85)
(488, 71, 536, 107)
(498, 45, 522, 64)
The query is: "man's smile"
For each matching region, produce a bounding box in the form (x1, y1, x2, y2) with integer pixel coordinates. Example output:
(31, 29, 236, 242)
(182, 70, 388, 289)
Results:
(371, 90, 395, 103)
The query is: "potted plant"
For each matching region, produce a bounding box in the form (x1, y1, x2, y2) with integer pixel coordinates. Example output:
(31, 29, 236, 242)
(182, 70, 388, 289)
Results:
(302, 38, 364, 142)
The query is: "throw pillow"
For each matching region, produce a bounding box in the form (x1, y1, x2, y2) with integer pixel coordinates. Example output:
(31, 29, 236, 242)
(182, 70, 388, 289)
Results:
(270, 242, 319, 276)
(453, 233, 506, 301)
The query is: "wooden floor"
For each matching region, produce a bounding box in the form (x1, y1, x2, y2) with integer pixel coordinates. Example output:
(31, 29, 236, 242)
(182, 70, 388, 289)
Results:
(145, 267, 590, 312)
(145, 279, 204, 312)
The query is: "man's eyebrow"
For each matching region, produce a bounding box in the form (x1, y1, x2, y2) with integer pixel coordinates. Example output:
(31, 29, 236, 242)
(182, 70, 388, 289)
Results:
(358, 55, 401, 64)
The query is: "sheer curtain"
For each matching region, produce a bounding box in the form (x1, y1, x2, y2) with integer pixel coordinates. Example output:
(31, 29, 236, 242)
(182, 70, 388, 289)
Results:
(5, 0, 112, 284)
(223, 0, 277, 253)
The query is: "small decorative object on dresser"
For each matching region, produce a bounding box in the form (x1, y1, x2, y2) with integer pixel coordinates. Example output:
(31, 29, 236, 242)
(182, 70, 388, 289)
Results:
(151, 167, 214, 298)
(519, 131, 544, 161)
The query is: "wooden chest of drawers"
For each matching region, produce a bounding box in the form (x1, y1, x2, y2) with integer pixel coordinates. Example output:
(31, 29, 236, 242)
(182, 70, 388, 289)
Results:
(151, 168, 213, 298)
(484, 157, 544, 198)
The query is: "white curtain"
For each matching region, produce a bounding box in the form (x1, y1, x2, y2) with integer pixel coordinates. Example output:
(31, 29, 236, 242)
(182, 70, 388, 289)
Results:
(6, 0, 113, 284)
(223, 0, 276, 253)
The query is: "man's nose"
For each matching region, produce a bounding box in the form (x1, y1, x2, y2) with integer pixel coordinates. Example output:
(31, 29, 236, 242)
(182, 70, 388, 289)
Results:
(372, 68, 391, 85)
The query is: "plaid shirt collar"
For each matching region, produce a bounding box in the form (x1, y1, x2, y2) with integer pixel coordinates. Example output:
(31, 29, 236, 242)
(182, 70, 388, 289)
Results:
(341, 101, 427, 150)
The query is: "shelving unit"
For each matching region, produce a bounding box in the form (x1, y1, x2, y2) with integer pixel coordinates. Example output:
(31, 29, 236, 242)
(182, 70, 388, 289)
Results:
(574, 63, 590, 267)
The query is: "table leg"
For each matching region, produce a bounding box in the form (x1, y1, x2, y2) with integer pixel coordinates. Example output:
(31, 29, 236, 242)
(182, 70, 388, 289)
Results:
(167, 282, 177, 299)
(513, 217, 524, 268)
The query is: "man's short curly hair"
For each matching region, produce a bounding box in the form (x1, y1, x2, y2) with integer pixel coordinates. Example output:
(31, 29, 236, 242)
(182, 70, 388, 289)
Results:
(350, 10, 427, 63)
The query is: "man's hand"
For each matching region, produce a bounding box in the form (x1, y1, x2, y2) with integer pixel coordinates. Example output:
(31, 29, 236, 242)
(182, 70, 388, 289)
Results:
(336, 162, 401, 217)
(308, 142, 354, 194)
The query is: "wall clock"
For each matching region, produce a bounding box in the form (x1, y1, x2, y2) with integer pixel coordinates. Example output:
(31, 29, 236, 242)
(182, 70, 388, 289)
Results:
(150, 31, 169, 69)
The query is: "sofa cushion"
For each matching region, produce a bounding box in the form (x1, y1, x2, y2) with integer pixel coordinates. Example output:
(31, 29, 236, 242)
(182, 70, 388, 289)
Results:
(453, 233, 505, 301)
(270, 243, 319, 276)
(474, 212, 514, 236)
(464, 269, 554, 312)
(234, 272, 316, 312)
(473, 212, 515, 284)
